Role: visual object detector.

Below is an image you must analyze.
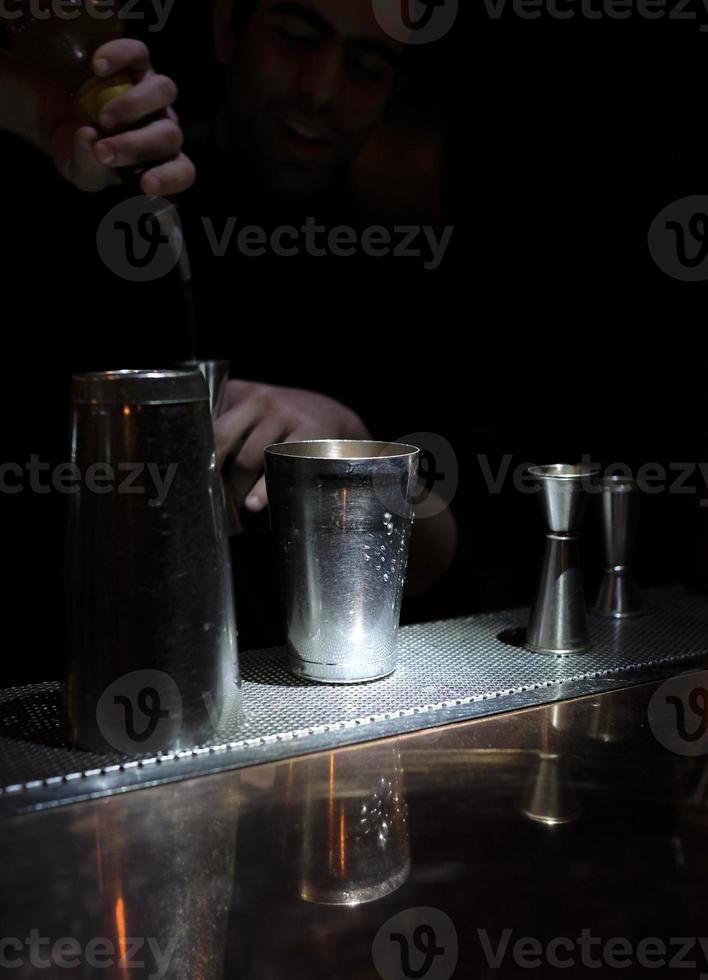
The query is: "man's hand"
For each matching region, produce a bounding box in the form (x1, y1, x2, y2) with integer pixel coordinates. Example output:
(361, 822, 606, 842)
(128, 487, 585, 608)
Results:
(213, 381, 371, 513)
(39, 39, 195, 194)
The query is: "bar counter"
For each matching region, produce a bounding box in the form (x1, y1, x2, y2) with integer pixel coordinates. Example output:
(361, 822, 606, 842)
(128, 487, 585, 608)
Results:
(3, 673, 708, 979)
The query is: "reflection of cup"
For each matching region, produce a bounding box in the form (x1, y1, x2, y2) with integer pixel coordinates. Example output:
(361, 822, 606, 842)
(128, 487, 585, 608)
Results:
(265, 440, 419, 684)
(64, 370, 241, 753)
(286, 748, 410, 906)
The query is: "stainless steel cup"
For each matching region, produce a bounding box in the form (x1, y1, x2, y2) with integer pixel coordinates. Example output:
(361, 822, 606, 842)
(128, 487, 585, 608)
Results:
(64, 369, 241, 754)
(265, 440, 419, 684)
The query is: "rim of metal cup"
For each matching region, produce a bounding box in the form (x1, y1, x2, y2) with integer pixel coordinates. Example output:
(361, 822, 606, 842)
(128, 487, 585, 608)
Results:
(265, 440, 419, 461)
(600, 473, 638, 493)
(528, 463, 599, 482)
(71, 369, 209, 406)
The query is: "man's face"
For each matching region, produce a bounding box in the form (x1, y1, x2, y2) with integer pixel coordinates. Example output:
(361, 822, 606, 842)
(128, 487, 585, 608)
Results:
(218, 0, 403, 200)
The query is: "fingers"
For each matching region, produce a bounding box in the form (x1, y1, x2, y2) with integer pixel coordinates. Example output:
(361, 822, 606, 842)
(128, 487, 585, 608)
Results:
(245, 476, 268, 512)
(220, 380, 261, 414)
(213, 387, 276, 465)
(140, 153, 196, 196)
(54, 123, 94, 183)
(53, 123, 120, 192)
(94, 117, 183, 167)
(97, 74, 178, 131)
(228, 416, 287, 506)
(93, 39, 153, 80)
(241, 423, 327, 512)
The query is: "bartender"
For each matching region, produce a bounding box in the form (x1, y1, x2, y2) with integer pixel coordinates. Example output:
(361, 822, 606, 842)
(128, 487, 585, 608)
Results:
(0, 13, 458, 678)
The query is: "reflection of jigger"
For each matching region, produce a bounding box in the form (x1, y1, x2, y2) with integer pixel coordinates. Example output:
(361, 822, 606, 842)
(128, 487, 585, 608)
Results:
(521, 752, 581, 826)
(551, 693, 633, 744)
(526, 464, 595, 655)
(593, 475, 642, 618)
(293, 749, 410, 906)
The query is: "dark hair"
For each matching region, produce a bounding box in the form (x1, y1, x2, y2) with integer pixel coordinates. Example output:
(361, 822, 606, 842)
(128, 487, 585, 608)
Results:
(230, 0, 260, 33)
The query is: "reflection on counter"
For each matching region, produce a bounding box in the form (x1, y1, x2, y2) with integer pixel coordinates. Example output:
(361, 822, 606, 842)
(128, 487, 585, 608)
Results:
(279, 747, 410, 906)
(5, 678, 708, 979)
(1, 778, 239, 980)
(521, 752, 581, 826)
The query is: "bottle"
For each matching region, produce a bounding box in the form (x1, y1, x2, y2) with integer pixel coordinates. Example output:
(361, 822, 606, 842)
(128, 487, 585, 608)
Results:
(8, 0, 199, 356)
(7, 0, 134, 125)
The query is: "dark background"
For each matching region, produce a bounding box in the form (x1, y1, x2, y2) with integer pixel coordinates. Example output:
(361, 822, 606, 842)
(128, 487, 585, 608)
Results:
(2, 2, 708, 683)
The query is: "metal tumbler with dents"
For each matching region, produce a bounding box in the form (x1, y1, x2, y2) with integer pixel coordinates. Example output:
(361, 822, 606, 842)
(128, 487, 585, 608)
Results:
(526, 464, 596, 655)
(64, 369, 241, 754)
(265, 440, 419, 684)
(593, 475, 643, 618)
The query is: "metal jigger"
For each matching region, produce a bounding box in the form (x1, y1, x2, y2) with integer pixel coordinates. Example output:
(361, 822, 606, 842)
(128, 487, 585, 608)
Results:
(526, 464, 595, 655)
(522, 752, 581, 826)
(593, 475, 642, 618)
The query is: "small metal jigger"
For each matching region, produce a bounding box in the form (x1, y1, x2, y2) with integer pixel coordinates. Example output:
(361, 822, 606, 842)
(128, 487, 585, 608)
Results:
(593, 475, 642, 618)
(526, 464, 596, 655)
(522, 753, 581, 826)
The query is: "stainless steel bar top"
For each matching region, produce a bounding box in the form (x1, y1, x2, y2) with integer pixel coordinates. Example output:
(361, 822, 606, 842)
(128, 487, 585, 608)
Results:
(0, 585, 707, 816)
(2, 679, 708, 980)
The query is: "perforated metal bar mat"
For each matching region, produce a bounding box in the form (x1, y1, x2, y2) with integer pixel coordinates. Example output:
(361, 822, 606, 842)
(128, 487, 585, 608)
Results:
(1, 586, 707, 816)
